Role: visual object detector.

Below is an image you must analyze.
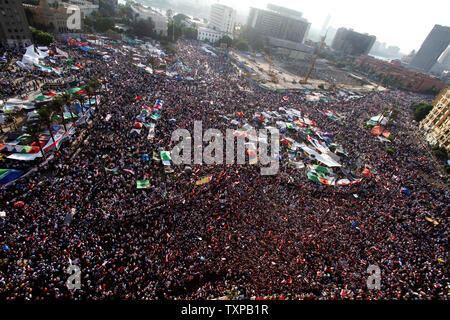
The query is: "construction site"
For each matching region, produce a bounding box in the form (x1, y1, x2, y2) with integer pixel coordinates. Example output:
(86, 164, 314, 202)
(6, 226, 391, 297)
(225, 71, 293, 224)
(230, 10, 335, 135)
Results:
(230, 48, 382, 92)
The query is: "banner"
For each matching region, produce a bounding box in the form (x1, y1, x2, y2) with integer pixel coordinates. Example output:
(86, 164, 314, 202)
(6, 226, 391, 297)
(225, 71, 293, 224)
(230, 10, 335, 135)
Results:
(196, 176, 212, 185)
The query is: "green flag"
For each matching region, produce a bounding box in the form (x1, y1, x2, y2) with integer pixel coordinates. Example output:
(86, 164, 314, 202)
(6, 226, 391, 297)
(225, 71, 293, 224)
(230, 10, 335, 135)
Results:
(312, 165, 331, 174)
(286, 122, 294, 130)
(136, 180, 150, 189)
(160, 151, 171, 161)
(150, 113, 162, 121)
(19, 146, 32, 153)
(307, 172, 321, 183)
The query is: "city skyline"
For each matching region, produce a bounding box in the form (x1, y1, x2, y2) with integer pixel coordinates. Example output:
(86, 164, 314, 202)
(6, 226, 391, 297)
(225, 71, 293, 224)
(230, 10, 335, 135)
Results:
(213, 0, 450, 54)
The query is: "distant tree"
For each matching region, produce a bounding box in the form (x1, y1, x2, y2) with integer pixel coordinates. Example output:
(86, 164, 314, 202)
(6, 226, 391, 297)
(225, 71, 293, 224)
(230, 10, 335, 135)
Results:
(183, 27, 198, 40)
(106, 29, 121, 41)
(173, 13, 189, 25)
(167, 22, 182, 42)
(128, 18, 155, 38)
(432, 144, 448, 161)
(93, 17, 115, 33)
(412, 103, 433, 122)
(25, 120, 46, 160)
(219, 35, 232, 48)
(118, 3, 134, 23)
(162, 44, 177, 56)
(31, 29, 54, 46)
(233, 39, 249, 51)
(97, 0, 116, 17)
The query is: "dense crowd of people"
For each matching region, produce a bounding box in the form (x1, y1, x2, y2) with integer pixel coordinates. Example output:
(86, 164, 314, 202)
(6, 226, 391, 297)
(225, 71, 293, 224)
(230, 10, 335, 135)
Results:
(0, 39, 448, 300)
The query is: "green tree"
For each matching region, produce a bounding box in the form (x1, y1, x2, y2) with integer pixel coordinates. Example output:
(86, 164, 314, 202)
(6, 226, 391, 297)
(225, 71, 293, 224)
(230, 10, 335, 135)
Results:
(412, 103, 433, 122)
(162, 44, 177, 56)
(128, 18, 155, 38)
(93, 17, 115, 33)
(25, 120, 46, 160)
(173, 13, 189, 25)
(49, 97, 67, 132)
(118, 3, 134, 23)
(233, 39, 249, 51)
(167, 22, 183, 42)
(219, 35, 233, 48)
(31, 29, 54, 46)
(182, 27, 198, 40)
(432, 144, 448, 161)
(37, 107, 56, 144)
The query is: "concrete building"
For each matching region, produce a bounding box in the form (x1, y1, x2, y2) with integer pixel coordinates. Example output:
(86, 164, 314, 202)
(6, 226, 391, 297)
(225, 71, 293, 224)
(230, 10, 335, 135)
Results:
(331, 28, 376, 56)
(130, 4, 168, 36)
(197, 26, 223, 43)
(420, 87, 450, 151)
(437, 45, 450, 69)
(25, 0, 84, 34)
(355, 55, 448, 93)
(409, 25, 450, 73)
(209, 3, 235, 36)
(63, 0, 99, 17)
(247, 4, 311, 45)
(0, 0, 32, 47)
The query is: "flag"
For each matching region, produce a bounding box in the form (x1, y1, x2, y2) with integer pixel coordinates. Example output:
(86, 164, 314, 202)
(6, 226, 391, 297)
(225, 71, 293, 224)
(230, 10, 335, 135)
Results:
(56, 47, 68, 58)
(312, 165, 331, 174)
(285, 122, 294, 130)
(307, 172, 321, 183)
(160, 151, 171, 161)
(136, 180, 150, 189)
(150, 113, 162, 121)
(196, 176, 212, 185)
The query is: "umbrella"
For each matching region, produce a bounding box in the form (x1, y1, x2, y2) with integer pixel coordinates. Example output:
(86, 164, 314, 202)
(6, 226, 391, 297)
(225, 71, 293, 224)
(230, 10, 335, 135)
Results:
(67, 87, 82, 94)
(33, 95, 50, 101)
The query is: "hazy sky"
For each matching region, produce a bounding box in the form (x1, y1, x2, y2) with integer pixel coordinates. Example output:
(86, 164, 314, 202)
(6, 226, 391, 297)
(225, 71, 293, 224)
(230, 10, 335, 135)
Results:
(217, 0, 450, 54)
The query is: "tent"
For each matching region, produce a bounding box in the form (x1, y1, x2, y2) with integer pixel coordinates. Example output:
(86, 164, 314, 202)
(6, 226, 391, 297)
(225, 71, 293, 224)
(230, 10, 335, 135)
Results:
(0, 169, 24, 184)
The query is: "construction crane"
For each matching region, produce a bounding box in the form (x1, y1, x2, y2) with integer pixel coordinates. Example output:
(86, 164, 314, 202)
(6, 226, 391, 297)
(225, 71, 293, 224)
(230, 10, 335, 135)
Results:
(301, 30, 327, 84)
(266, 47, 278, 83)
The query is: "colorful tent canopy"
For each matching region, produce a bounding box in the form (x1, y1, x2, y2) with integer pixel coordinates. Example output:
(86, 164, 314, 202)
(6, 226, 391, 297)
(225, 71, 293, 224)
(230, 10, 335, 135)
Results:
(0, 169, 24, 184)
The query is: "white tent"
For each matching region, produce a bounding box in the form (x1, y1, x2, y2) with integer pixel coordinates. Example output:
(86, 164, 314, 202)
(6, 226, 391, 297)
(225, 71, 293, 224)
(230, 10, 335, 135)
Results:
(22, 45, 40, 65)
(370, 114, 388, 126)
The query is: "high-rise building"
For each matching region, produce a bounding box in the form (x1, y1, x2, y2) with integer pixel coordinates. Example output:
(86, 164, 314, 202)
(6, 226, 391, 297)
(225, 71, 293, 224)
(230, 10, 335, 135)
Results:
(209, 4, 235, 36)
(437, 45, 450, 69)
(331, 28, 376, 56)
(0, 0, 32, 47)
(410, 25, 450, 72)
(420, 86, 450, 151)
(130, 3, 168, 36)
(247, 5, 311, 44)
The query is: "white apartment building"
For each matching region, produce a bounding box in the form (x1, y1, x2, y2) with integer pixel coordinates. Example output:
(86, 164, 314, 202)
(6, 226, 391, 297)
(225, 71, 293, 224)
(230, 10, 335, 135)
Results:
(209, 4, 235, 36)
(64, 0, 99, 17)
(130, 4, 168, 36)
(197, 27, 223, 43)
